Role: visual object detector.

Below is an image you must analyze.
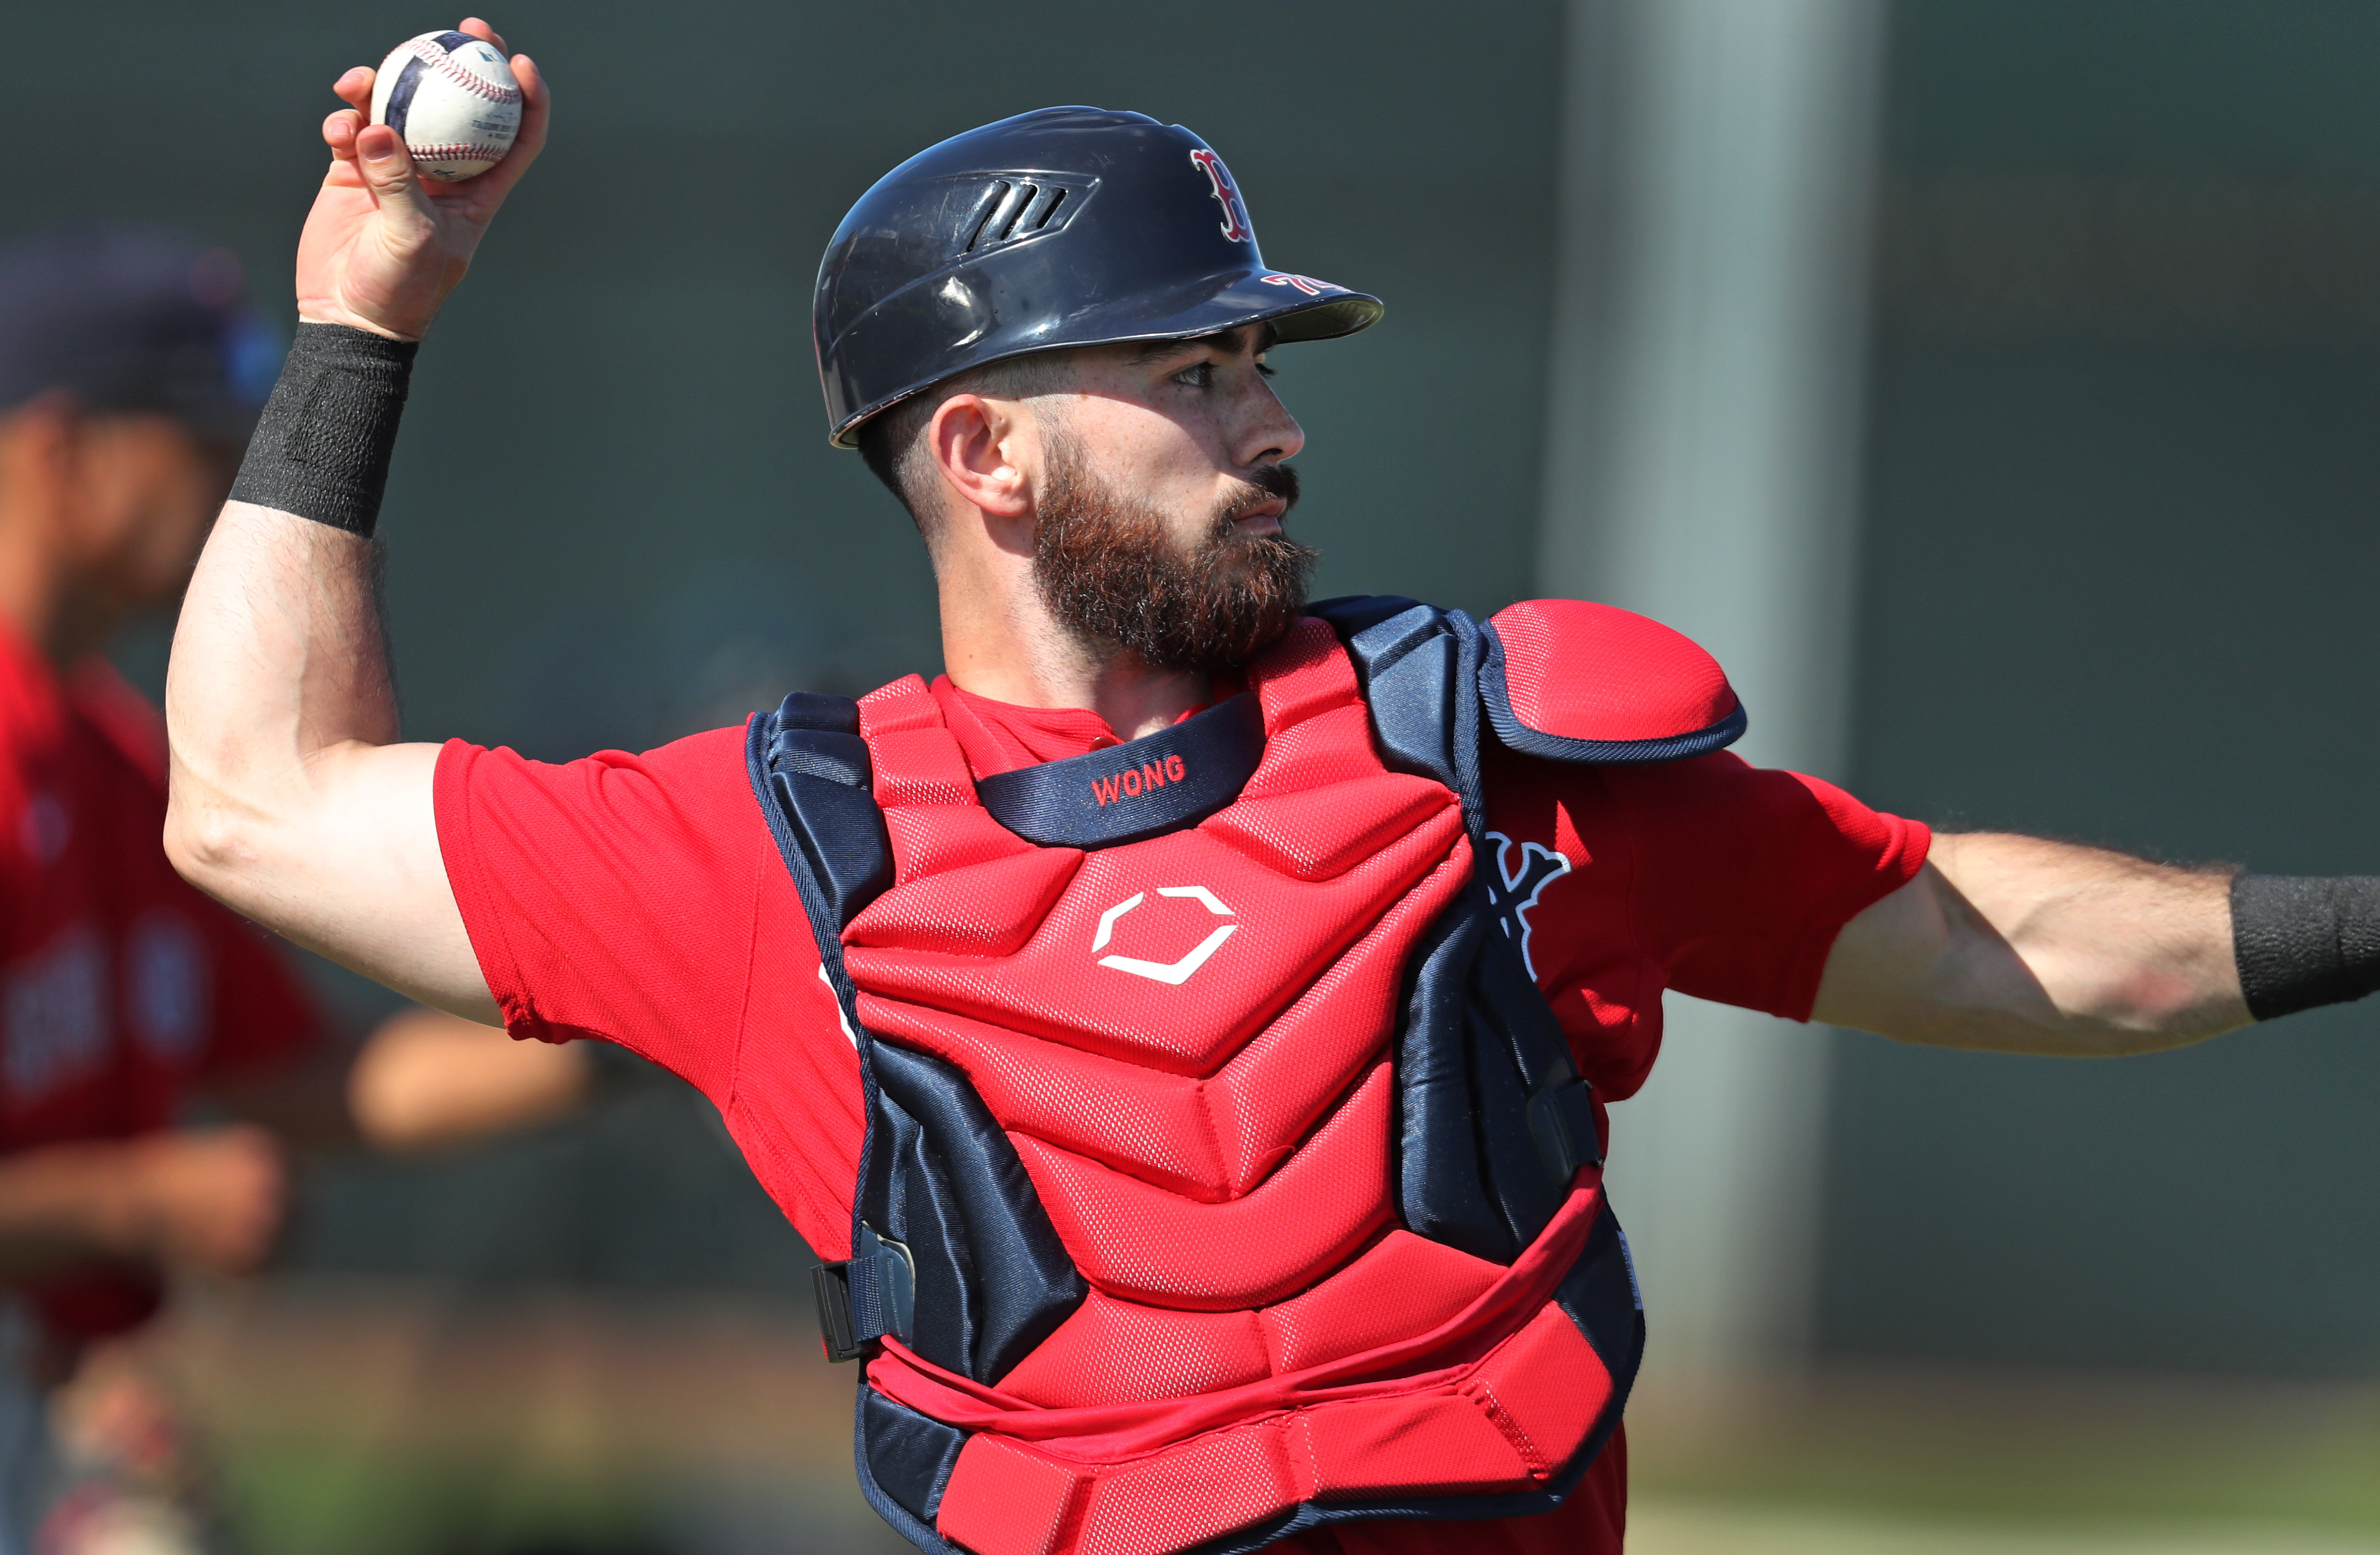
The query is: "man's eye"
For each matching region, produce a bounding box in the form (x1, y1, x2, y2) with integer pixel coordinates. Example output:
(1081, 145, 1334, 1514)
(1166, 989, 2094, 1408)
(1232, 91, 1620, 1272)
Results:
(1173, 362, 1213, 388)
(1256, 359, 1276, 379)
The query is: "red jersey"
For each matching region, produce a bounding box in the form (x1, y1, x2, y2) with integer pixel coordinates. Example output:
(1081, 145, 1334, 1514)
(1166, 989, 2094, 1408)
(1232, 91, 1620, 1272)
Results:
(435, 670, 1928, 1555)
(0, 626, 322, 1339)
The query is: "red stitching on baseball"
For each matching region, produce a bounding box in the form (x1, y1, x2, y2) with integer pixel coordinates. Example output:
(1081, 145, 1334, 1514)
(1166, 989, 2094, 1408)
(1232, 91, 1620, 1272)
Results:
(406, 143, 504, 164)
(408, 36, 522, 106)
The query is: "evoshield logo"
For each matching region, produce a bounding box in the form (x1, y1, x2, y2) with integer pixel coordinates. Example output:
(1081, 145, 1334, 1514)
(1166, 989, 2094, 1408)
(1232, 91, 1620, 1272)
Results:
(1091, 754, 1187, 808)
(1093, 886, 1238, 985)
(1485, 832, 1571, 980)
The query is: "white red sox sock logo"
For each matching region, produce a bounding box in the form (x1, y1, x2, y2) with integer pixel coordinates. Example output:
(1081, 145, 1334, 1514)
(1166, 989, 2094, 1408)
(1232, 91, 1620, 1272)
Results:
(1189, 149, 1255, 242)
(1484, 832, 1572, 980)
(1261, 273, 1346, 297)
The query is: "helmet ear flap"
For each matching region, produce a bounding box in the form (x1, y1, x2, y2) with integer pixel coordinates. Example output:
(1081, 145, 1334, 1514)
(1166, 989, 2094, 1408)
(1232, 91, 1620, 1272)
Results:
(814, 106, 1381, 450)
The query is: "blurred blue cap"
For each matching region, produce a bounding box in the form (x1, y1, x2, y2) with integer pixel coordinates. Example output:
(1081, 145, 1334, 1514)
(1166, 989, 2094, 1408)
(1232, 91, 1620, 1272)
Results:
(0, 225, 284, 441)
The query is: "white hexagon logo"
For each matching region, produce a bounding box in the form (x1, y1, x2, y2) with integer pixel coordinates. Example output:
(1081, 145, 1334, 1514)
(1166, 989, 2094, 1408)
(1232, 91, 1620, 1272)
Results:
(1091, 886, 1237, 986)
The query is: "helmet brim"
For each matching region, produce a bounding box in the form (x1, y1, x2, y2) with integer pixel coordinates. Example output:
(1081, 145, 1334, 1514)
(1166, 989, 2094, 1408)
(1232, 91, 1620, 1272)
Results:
(829, 269, 1382, 448)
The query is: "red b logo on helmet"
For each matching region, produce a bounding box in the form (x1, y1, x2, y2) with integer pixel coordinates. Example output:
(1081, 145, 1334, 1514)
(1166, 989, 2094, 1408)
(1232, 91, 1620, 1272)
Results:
(1189, 149, 1254, 243)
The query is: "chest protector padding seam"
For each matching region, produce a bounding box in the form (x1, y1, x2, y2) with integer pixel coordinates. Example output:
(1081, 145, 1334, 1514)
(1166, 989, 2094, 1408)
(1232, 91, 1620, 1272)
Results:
(745, 600, 1727, 1555)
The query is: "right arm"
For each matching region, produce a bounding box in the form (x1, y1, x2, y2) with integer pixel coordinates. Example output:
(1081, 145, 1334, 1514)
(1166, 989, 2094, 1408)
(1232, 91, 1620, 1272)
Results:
(167, 510, 488, 1017)
(166, 27, 862, 1260)
(163, 18, 547, 1021)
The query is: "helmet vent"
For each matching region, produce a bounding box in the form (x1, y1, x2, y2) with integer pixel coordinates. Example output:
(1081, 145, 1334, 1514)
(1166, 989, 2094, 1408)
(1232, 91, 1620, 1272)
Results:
(960, 179, 1074, 254)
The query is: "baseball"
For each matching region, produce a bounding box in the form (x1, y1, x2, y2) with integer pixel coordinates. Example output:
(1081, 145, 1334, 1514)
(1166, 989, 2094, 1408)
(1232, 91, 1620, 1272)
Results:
(368, 30, 522, 182)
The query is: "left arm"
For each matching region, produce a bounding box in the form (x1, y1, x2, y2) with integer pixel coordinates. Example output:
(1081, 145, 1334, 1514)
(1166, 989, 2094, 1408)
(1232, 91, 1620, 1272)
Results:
(343, 1007, 591, 1152)
(207, 1006, 591, 1153)
(1812, 831, 2251, 1055)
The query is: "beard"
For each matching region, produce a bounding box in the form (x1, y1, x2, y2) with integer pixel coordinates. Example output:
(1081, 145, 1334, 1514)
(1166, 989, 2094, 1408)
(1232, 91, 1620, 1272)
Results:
(1032, 433, 1317, 674)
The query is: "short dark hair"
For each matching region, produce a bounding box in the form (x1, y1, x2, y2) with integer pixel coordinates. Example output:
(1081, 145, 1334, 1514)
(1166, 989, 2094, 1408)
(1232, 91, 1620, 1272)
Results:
(850, 352, 1069, 533)
(0, 224, 277, 441)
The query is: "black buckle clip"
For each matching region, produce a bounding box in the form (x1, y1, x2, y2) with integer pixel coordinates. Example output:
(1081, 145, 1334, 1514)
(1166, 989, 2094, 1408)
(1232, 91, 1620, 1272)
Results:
(1527, 1075, 1603, 1184)
(812, 1223, 915, 1364)
(814, 1261, 865, 1363)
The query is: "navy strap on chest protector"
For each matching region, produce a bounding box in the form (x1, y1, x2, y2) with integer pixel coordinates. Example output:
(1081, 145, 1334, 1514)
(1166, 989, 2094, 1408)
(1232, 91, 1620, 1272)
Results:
(752, 690, 892, 930)
(1304, 596, 1606, 1257)
(973, 693, 1265, 849)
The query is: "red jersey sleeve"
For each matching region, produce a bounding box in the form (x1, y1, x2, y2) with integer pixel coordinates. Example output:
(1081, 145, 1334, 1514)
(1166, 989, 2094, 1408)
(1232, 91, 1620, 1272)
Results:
(1483, 746, 1928, 1099)
(432, 728, 865, 1254)
(1582, 751, 1928, 1017)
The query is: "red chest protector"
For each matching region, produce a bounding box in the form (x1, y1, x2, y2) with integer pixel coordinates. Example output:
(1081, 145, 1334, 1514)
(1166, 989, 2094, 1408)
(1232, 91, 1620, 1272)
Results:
(747, 597, 1744, 1555)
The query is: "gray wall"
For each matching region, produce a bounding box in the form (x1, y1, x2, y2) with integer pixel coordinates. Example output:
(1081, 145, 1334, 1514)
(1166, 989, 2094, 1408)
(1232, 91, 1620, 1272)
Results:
(1820, 0, 2380, 1375)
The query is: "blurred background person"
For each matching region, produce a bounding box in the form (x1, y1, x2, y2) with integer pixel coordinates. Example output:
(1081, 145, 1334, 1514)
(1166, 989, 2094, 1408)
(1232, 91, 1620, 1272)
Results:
(0, 226, 595, 1555)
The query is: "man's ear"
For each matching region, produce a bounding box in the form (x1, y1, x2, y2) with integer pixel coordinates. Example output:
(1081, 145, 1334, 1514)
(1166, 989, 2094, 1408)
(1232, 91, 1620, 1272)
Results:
(924, 393, 1035, 522)
(0, 393, 80, 513)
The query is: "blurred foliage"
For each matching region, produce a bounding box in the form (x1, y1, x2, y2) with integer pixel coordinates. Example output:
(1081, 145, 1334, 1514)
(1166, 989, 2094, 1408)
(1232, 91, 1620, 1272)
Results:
(221, 1449, 661, 1555)
(1632, 1381, 2380, 1536)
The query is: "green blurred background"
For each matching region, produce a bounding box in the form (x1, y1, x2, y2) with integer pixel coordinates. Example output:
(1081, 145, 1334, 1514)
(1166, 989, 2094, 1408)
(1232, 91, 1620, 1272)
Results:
(10, 0, 2380, 1551)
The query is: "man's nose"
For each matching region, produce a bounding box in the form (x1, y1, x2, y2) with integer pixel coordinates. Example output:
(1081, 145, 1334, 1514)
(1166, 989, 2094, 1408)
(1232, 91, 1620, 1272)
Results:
(1238, 383, 1305, 468)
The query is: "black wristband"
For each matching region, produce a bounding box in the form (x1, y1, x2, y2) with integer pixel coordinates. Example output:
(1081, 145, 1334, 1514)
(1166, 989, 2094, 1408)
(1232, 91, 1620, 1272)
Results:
(2230, 874, 2380, 1020)
(229, 321, 417, 538)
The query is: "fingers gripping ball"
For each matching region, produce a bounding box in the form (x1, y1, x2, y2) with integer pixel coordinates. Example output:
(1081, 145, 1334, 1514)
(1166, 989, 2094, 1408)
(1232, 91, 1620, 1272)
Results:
(368, 30, 522, 181)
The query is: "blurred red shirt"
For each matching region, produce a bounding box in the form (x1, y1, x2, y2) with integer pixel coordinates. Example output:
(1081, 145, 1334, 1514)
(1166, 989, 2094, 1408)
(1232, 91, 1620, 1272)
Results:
(0, 625, 322, 1342)
(435, 670, 1930, 1555)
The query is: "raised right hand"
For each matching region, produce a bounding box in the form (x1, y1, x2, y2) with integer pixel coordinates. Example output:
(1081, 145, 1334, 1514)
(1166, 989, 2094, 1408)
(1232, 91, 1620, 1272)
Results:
(295, 16, 549, 341)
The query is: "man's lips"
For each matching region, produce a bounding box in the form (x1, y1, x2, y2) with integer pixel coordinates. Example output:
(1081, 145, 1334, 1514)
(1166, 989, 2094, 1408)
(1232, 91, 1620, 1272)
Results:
(1231, 497, 1288, 535)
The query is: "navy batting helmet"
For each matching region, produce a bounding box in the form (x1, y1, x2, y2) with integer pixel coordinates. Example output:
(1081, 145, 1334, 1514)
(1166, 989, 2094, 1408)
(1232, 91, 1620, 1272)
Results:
(814, 106, 1382, 447)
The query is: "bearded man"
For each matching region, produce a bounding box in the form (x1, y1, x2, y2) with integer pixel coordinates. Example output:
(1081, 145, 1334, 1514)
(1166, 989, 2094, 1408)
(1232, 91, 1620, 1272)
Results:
(163, 20, 2380, 1555)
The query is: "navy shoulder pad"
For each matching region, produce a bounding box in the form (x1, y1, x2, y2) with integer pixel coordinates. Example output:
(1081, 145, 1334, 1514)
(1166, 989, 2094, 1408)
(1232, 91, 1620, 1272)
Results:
(1480, 599, 1745, 763)
(745, 690, 893, 931)
(1306, 596, 1473, 797)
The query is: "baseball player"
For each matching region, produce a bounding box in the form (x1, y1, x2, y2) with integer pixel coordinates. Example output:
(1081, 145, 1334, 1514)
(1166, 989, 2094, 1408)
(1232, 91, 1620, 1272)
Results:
(0, 222, 596, 1554)
(161, 21, 2380, 1555)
